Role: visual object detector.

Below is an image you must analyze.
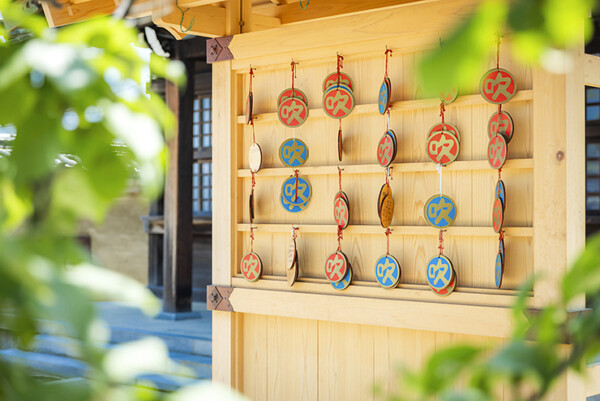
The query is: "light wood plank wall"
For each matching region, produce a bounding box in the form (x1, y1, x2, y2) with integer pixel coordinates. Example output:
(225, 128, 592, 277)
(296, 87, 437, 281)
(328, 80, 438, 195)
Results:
(211, 1, 586, 398)
(238, 313, 574, 401)
(237, 43, 532, 293)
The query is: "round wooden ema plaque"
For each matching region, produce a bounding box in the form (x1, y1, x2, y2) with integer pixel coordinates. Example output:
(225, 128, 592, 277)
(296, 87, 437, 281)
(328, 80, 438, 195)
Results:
(424, 195, 457, 229)
(245, 92, 253, 125)
(495, 179, 506, 209)
(323, 72, 354, 92)
(380, 193, 394, 228)
(480, 68, 517, 105)
(495, 252, 504, 289)
(248, 143, 262, 173)
(338, 128, 343, 162)
(499, 237, 505, 261)
(287, 251, 298, 287)
(427, 131, 460, 165)
(333, 195, 350, 229)
(428, 122, 461, 143)
(432, 269, 457, 296)
(492, 197, 504, 233)
(488, 134, 507, 170)
(287, 238, 297, 270)
(279, 138, 308, 168)
(249, 192, 254, 223)
(375, 255, 401, 289)
(241, 252, 262, 282)
(377, 131, 397, 167)
(426, 254, 454, 290)
(278, 97, 309, 128)
(487, 111, 514, 143)
(378, 79, 390, 115)
(388, 130, 398, 161)
(378, 183, 391, 219)
(324, 250, 348, 283)
(280, 175, 311, 213)
(278, 87, 309, 108)
(335, 190, 349, 204)
(331, 265, 352, 290)
(440, 87, 458, 104)
(323, 84, 355, 119)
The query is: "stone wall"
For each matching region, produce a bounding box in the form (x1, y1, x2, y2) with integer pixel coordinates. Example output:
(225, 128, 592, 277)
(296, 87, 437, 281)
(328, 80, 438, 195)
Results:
(85, 192, 149, 285)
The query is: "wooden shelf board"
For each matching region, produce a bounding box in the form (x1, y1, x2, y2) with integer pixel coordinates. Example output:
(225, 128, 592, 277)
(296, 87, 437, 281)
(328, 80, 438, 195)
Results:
(238, 158, 533, 178)
(237, 89, 533, 124)
(237, 223, 533, 237)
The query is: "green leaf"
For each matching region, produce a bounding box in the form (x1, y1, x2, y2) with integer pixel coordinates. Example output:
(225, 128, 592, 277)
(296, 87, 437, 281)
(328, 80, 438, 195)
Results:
(418, 0, 508, 97)
(562, 234, 600, 302)
(419, 345, 482, 394)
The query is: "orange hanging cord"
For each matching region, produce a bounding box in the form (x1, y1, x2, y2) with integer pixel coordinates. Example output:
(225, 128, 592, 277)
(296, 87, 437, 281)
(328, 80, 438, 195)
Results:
(294, 169, 299, 202)
(496, 34, 503, 116)
(385, 228, 391, 256)
(438, 229, 446, 256)
(290, 61, 297, 93)
(338, 166, 342, 192)
(384, 47, 393, 78)
(440, 100, 446, 130)
(336, 53, 344, 87)
(249, 67, 254, 95)
(337, 226, 343, 251)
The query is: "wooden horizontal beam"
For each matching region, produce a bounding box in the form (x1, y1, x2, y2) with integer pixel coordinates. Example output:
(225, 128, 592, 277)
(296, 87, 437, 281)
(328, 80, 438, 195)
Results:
(229, 286, 514, 338)
(271, 0, 424, 25)
(232, 276, 527, 309)
(153, 4, 226, 38)
(41, 0, 117, 27)
(584, 53, 600, 88)
(237, 223, 533, 238)
(238, 158, 533, 178)
(239, 90, 533, 124)
(41, 0, 160, 27)
(229, 0, 479, 63)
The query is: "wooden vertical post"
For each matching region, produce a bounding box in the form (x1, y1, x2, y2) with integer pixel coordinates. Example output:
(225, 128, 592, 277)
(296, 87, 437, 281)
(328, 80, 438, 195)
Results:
(147, 194, 164, 296)
(161, 43, 196, 317)
(211, 0, 242, 387)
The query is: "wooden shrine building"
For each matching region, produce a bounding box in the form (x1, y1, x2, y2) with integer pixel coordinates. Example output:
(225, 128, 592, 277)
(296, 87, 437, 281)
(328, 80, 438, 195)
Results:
(41, 0, 600, 399)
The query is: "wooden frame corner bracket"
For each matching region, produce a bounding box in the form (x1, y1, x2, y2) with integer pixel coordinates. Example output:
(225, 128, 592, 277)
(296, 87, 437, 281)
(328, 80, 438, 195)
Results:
(207, 36, 234, 63)
(207, 285, 234, 311)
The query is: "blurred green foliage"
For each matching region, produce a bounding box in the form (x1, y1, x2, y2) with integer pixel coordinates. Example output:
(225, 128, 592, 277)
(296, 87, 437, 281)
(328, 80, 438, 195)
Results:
(387, 1, 600, 400)
(0, 1, 246, 400)
(385, 236, 600, 401)
(418, 0, 595, 96)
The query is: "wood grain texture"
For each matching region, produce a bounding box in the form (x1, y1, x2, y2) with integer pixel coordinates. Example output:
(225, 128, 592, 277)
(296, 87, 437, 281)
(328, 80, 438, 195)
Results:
(584, 54, 600, 88)
(212, 1, 586, 399)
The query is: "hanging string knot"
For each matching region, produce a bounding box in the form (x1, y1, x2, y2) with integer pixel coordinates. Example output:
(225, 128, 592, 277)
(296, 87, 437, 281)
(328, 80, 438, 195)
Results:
(248, 67, 255, 94)
(440, 101, 446, 126)
(294, 169, 299, 202)
(338, 166, 343, 191)
(384, 47, 393, 78)
(291, 61, 297, 91)
(291, 226, 298, 240)
(438, 229, 446, 256)
(385, 228, 391, 256)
